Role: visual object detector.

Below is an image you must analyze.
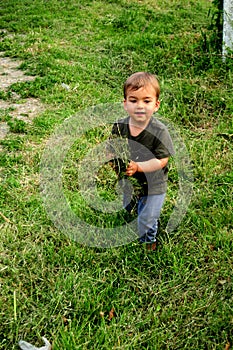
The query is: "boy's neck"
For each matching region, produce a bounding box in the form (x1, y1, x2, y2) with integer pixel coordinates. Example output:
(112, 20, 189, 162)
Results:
(129, 117, 151, 137)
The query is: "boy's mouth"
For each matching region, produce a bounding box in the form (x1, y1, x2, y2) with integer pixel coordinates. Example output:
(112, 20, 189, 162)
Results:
(135, 111, 145, 115)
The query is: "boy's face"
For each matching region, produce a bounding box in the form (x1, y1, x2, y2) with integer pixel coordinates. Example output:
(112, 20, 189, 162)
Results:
(124, 85, 160, 126)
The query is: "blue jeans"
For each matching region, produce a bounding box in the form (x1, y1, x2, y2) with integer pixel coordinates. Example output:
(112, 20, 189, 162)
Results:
(136, 194, 166, 243)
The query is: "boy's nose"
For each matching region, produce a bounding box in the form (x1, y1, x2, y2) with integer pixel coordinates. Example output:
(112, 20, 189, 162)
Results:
(137, 101, 144, 108)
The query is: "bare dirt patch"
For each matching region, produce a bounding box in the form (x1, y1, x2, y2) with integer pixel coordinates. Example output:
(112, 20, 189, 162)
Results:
(0, 55, 35, 89)
(0, 52, 44, 137)
(0, 122, 9, 140)
(0, 98, 44, 123)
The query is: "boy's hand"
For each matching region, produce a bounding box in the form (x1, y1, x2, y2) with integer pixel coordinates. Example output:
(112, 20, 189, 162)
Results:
(126, 161, 138, 176)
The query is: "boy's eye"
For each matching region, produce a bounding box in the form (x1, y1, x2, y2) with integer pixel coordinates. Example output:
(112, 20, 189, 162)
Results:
(144, 100, 152, 103)
(129, 99, 137, 103)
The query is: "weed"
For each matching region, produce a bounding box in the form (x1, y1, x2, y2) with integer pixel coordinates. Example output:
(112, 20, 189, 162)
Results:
(7, 118, 28, 133)
(0, 136, 24, 151)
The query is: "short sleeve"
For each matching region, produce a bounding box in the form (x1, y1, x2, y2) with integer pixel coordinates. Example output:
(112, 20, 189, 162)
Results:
(153, 127, 175, 159)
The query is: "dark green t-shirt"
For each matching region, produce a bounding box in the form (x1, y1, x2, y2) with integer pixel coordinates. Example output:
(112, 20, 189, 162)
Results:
(111, 116, 175, 195)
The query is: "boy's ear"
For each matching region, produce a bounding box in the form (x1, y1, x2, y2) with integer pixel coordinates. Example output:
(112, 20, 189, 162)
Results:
(123, 100, 127, 111)
(154, 100, 160, 112)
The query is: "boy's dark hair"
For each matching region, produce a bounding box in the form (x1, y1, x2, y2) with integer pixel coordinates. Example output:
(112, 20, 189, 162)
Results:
(123, 72, 160, 99)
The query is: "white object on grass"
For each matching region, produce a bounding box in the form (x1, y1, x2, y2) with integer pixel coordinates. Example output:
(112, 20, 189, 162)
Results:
(18, 336, 52, 350)
(61, 83, 70, 90)
(223, 0, 233, 58)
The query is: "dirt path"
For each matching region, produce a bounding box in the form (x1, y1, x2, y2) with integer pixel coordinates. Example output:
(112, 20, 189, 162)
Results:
(0, 52, 44, 142)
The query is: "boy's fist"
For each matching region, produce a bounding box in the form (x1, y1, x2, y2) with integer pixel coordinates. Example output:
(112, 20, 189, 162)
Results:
(126, 161, 138, 176)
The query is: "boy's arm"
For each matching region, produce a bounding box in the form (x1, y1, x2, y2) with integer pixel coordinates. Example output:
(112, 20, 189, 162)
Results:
(126, 157, 169, 176)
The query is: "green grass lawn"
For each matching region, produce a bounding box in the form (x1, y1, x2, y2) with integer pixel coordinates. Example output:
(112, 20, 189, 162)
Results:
(0, 0, 233, 349)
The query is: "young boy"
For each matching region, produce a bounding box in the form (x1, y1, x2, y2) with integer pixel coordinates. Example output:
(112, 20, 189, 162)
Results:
(111, 72, 174, 250)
